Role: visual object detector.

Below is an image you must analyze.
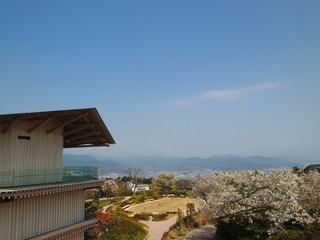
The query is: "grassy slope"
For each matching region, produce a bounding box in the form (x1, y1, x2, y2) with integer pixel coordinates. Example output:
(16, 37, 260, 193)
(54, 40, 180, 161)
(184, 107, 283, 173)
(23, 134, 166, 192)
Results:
(127, 197, 198, 214)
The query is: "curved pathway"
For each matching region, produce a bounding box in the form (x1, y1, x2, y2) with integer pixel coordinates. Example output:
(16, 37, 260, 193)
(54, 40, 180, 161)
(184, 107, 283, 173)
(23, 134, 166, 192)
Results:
(140, 216, 178, 240)
(125, 198, 163, 211)
(102, 196, 131, 213)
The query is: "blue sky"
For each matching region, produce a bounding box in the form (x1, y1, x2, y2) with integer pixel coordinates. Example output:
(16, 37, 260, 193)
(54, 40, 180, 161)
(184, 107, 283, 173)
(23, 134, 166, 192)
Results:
(1, 1, 319, 159)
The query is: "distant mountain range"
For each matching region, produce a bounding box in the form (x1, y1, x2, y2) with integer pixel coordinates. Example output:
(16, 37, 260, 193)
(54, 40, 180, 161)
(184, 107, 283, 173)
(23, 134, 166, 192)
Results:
(63, 154, 318, 175)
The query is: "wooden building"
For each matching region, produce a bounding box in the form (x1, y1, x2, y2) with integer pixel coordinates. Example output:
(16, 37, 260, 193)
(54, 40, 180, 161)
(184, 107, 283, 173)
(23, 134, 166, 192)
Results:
(0, 108, 115, 240)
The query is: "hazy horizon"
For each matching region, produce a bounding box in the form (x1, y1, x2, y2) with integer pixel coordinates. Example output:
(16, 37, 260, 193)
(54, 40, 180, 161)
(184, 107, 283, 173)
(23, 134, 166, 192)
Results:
(64, 151, 320, 165)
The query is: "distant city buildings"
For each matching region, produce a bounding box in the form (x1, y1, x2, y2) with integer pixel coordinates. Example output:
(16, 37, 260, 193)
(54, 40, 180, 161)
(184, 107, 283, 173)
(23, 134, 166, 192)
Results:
(125, 182, 150, 192)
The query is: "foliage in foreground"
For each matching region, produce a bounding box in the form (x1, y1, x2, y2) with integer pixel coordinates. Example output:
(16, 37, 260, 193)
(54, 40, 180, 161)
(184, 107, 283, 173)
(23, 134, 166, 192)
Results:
(192, 170, 320, 238)
(162, 211, 210, 240)
(270, 229, 320, 240)
(101, 210, 147, 240)
(214, 215, 270, 240)
(86, 205, 147, 240)
(215, 217, 320, 240)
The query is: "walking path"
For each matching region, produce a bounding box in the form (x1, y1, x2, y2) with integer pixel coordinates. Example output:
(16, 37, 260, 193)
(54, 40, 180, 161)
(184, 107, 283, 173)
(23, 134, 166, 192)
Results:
(101, 196, 209, 240)
(140, 216, 178, 240)
(101, 196, 131, 213)
(184, 225, 216, 240)
(125, 198, 163, 211)
(101, 198, 179, 240)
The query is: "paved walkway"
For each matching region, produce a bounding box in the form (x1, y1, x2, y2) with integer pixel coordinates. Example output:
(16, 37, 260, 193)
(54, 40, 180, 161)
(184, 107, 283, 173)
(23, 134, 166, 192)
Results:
(140, 216, 178, 240)
(102, 197, 215, 240)
(102, 196, 131, 213)
(184, 225, 216, 240)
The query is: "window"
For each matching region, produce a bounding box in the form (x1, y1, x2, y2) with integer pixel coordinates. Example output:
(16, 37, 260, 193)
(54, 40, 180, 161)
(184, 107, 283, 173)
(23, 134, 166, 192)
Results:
(18, 135, 31, 140)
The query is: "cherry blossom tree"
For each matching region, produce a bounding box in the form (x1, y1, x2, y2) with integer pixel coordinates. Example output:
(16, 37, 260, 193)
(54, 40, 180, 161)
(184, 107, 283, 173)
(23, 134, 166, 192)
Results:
(127, 168, 145, 192)
(192, 170, 320, 233)
(103, 179, 119, 197)
(152, 172, 176, 193)
(297, 171, 320, 228)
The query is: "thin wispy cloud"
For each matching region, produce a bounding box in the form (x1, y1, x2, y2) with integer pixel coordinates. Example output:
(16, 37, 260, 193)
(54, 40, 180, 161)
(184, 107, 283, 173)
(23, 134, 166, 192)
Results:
(171, 82, 287, 107)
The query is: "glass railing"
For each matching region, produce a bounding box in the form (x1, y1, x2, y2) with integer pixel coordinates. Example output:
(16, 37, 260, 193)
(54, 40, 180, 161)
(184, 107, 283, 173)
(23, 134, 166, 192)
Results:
(0, 166, 99, 188)
(63, 166, 99, 183)
(0, 168, 63, 188)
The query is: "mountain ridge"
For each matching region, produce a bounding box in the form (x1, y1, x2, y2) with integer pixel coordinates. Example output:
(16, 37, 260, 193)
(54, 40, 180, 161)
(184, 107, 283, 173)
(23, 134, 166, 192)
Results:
(63, 154, 315, 175)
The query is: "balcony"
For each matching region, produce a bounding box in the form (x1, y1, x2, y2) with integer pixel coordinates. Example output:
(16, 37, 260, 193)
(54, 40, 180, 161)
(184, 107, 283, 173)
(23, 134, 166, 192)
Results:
(63, 166, 99, 183)
(27, 218, 98, 240)
(0, 166, 99, 188)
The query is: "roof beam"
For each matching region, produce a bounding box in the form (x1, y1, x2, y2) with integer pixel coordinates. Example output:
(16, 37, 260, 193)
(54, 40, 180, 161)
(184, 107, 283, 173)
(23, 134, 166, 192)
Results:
(83, 115, 95, 131)
(64, 137, 106, 147)
(47, 113, 88, 134)
(64, 143, 110, 148)
(2, 118, 19, 134)
(65, 131, 102, 142)
(27, 116, 55, 133)
(63, 123, 96, 137)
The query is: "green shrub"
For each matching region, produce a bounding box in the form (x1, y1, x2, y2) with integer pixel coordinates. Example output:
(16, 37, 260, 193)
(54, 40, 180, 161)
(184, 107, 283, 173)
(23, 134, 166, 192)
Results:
(101, 211, 147, 240)
(152, 213, 168, 221)
(215, 215, 270, 240)
(152, 193, 160, 200)
(85, 202, 98, 213)
(168, 189, 188, 197)
(119, 199, 130, 208)
(270, 230, 320, 240)
(162, 231, 169, 239)
(131, 195, 146, 204)
(214, 212, 320, 240)
(109, 197, 125, 204)
(134, 212, 151, 221)
(144, 189, 155, 197)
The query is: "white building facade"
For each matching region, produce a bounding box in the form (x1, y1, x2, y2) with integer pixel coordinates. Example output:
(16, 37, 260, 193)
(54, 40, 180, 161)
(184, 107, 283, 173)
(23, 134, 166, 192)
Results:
(0, 108, 115, 240)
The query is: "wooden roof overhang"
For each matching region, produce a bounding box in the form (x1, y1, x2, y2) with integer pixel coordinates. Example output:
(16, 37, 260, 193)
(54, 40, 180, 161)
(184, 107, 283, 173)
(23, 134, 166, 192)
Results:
(0, 108, 115, 148)
(0, 179, 105, 201)
(27, 218, 97, 240)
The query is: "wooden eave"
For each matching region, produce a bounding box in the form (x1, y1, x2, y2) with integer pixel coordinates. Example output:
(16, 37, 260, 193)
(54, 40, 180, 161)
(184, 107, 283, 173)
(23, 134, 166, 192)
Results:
(27, 218, 97, 240)
(0, 180, 105, 201)
(0, 108, 115, 148)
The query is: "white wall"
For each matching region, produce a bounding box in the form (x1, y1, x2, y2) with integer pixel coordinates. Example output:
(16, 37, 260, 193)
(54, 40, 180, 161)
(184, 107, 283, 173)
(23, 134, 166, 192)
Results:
(0, 190, 85, 240)
(0, 119, 63, 186)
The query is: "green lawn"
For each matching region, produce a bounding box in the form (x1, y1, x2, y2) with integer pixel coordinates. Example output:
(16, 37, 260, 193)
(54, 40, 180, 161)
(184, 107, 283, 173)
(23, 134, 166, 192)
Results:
(127, 197, 198, 214)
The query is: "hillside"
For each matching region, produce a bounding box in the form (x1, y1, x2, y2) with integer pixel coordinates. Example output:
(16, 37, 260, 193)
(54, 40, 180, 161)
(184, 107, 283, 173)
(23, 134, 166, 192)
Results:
(63, 154, 307, 175)
(63, 154, 127, 175)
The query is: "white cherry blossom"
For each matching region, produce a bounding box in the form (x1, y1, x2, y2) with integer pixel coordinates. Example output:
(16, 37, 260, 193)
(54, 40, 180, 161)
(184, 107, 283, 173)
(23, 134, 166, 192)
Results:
(192, 170, 320, 232)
